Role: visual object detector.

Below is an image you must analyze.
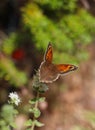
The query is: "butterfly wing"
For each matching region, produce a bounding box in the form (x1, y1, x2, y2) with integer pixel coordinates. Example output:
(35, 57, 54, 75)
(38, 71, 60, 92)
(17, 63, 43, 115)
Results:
(56, 64, 78, 74)
(44, 42, 53, 63)
(39, 62, 60, 83)
(39, 43, 78, 83)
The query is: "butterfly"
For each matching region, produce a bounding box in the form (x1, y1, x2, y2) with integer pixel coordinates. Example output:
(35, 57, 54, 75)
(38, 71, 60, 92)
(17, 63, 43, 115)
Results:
(39, 43, 78, 83)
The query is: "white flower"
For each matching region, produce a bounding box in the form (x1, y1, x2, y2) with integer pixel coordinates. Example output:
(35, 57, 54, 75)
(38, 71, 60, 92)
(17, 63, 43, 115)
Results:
(9, 92, 21, 106)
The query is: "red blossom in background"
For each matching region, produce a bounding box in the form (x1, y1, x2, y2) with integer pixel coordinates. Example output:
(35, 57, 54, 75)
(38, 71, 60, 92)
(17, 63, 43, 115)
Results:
(12, 48, 25, 60)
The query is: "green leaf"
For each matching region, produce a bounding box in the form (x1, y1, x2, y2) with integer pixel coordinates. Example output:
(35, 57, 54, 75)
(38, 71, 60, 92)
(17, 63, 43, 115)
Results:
(33, 108, 41, 118)
(39, 97, 45, 102)
(29, 98, 39, 105)
(34, 120, 44, 127)
(29, 108, 33, 113)
(24, 119, 33, 127)
(29, 97, 45, 105)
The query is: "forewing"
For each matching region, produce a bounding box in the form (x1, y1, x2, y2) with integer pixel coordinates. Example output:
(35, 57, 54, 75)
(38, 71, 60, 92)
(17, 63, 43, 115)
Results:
(44, 42, 53, 63)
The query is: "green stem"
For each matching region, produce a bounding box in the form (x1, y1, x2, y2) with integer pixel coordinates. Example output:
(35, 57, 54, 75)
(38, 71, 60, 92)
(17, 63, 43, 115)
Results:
(31, 91, 39, 130)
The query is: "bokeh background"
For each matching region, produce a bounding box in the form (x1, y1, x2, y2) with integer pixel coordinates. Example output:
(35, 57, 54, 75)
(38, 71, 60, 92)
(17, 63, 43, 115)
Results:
(0, 0, 95, 130)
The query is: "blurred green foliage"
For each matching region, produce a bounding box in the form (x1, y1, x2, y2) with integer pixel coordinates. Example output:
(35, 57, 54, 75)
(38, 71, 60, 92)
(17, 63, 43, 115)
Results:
(0, 105, 17, 130)
(34, 0, 77, 11)
(73, 126, 90, 130)
(1, 33, 17, 55)
(0, 53, 27, 86)
(72, 111, 95, 130)
(85, 111, 95, 126)
(0, 0, 95, 87)
(22, 1, 95, 64)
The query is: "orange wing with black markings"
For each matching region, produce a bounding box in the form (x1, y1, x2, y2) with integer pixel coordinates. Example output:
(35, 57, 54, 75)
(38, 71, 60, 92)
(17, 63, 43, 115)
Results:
(56, 64, 78, 74)
(44, 43, 53, 63)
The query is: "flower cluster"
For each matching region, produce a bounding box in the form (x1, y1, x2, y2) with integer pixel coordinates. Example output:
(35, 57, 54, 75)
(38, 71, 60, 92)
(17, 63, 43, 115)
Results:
(8, 92, 21, 106)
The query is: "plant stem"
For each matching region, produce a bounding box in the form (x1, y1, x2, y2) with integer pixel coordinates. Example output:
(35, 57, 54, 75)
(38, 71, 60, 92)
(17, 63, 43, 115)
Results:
(35, 92, 39, 109)
(31, 91, 39, 130)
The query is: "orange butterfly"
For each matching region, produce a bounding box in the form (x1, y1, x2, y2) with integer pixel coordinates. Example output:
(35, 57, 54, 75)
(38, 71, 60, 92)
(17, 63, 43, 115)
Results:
(39, 43, 78, 83)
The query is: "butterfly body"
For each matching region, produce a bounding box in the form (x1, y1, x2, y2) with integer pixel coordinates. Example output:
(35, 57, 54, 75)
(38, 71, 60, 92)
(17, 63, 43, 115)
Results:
(39, 61, 60, 83)
(39, 43, 78, 83)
